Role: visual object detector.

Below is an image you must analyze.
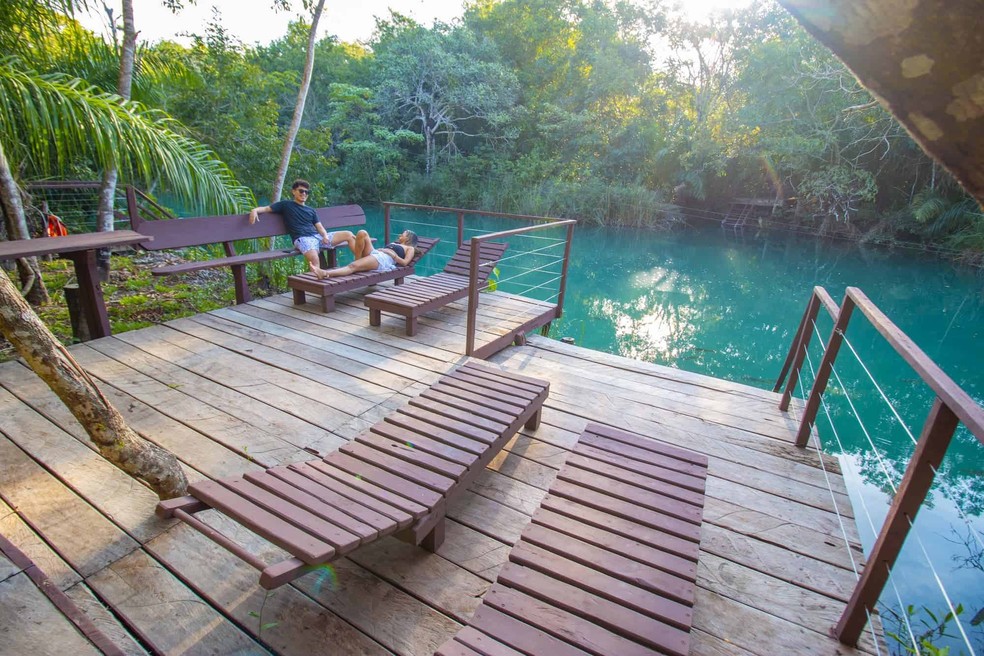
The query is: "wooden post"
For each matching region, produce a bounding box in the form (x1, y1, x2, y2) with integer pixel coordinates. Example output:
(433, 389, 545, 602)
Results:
(384, 203, 391, 244)
(554, 222, 575, 320)
(795, 293, 856, 447)
(835, 399, 959, 644)
(465, 238, 481, 357)
(457, 211, 464, 247)
(779, 292, 822, 411)
(66, 250, 111, 338)
(63, 284, 91, 342)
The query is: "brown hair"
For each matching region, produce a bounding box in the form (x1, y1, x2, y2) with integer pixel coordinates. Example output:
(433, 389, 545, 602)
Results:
(291, 179, 311, 191)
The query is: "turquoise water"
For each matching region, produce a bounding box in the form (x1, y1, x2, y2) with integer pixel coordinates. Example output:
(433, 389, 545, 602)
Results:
(370, 209, 983, 652)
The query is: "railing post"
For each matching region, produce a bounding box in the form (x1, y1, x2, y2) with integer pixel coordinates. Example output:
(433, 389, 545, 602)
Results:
(457, 212, 465, 247)
(554, 222, 575, 320)
(835, 398, 960, 645)
(778, 292, 822, 411)
(125, 185, 140, 230)
(795, 293, 856, 447)
(384, 203, 391, 244)
(465, 237, 481, 357)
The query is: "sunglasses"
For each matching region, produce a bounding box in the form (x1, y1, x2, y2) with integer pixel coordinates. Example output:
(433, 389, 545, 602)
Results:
(297, 188, 310, 195)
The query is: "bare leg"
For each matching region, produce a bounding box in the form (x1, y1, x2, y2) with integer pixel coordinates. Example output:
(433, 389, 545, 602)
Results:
(354, 230, 372, 258)
(310, 253, 381, 279)
(328, 230, 356, 252)
(302, 248, 320, 271)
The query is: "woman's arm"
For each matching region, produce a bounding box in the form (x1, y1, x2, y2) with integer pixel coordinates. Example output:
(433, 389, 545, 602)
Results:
(380, 246, 415, 266)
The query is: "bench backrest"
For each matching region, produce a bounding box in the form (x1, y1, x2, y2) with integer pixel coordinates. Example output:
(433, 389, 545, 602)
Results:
(442, 240, 508, 286)
(130, 205, 366, 251)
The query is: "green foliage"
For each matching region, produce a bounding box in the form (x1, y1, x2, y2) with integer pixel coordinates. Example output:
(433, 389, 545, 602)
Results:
(0, 57, 254, 214)
(8, 0, 981, 263)
(885, 604, 964, 656)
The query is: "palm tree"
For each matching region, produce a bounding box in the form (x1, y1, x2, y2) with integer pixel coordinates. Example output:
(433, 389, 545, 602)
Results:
(0, 58, 257, 499)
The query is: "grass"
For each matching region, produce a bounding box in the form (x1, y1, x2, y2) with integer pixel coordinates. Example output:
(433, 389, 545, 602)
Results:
(0, 252, 257, 362)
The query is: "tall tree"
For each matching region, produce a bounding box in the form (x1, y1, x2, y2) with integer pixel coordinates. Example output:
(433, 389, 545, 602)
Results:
(94, 0, 137, 278)
(270, 0, 326, 203)
(372, 18, 518, 175)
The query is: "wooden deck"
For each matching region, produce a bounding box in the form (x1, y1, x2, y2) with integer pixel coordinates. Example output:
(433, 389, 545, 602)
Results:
(0, 286, 880, 655)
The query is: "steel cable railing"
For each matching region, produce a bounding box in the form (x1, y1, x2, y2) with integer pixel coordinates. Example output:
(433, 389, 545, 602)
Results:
(383, 203, 576, 358)
(777, 286, 984, 651)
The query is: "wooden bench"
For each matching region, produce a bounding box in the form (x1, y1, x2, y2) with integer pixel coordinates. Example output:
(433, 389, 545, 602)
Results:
(435, 422, 709, 656)
(157, 361, 549, 589)
(130, 203, 368, 304)
(286, 236, 441, 312)
(364, 240, 508, 336)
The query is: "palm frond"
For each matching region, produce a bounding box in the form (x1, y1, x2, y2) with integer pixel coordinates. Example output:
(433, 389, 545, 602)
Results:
(0, 58, 254, 214)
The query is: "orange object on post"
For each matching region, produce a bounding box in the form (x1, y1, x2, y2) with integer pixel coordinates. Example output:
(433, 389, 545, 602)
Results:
(46, 214, 68, 237)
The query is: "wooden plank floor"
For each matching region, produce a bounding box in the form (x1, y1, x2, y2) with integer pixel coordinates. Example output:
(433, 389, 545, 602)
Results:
(0, 285, 881, 655)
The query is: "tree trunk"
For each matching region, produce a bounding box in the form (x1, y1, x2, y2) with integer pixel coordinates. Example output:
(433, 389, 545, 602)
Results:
(779, 0, 984, 208)
(270, 0, 327, 204)
(95, 0, 137, 277)
(0, 141, 49, 305)
(0, 269, 188, 499)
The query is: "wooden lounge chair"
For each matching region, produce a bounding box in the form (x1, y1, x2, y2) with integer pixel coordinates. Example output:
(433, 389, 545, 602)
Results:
(363, 240, 508, 336)
(156, 361, 549, 589)
(435, 422, 709, 656)
(287, 236, 440, 313)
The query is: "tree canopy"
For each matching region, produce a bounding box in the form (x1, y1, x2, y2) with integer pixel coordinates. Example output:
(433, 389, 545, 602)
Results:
(3, 0, 981, 260)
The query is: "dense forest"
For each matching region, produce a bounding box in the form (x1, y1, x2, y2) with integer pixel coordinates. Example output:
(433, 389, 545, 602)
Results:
(4, 0, 983, 264)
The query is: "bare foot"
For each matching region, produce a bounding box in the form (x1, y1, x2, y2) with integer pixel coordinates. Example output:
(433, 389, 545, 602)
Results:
(309, 264, 328, 280)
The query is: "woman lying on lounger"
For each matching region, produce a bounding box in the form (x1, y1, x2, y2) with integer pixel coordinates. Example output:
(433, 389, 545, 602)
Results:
(310, 229, 419, 279)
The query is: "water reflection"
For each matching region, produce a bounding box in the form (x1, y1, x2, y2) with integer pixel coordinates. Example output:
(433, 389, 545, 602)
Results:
(369, 209, 984, 653)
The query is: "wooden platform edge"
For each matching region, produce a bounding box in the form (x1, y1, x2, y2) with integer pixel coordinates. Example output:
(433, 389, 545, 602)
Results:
(0, 532, 128, 656)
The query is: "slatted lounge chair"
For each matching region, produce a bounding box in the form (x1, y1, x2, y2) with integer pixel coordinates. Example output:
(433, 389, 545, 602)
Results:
(286, 236, 440, 313)
(363, 240, 509, 336)
(434, 422, 709, 656)
(156, 361, 549, 589)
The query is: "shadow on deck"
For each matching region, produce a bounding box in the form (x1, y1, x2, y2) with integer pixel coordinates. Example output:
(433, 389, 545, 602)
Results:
(0, 287, 880, 655)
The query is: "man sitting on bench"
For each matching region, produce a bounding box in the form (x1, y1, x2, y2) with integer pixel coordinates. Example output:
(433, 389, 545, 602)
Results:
(249, 178, 356, 270)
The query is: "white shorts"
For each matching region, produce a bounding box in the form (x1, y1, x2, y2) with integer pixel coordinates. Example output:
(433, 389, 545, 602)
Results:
(294, 234, 329, 254)
(370, 250, 397, 272)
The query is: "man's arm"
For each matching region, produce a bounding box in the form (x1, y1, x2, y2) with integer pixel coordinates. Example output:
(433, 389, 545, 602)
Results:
(314, 220, 331, 244)
(249, 205, 272, 224)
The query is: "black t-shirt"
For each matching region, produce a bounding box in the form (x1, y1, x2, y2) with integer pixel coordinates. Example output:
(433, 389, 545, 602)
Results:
(270, 200, 319, 241)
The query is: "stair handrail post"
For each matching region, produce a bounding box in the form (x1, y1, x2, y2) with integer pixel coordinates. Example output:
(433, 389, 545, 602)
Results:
(795, 291, 856, 447)
(384, 203, 391, 244)
(465, 236, 481, 357)
(554, 221, 575, 320)
(835, 398, 960, 645)
(775, 288, 821, 406)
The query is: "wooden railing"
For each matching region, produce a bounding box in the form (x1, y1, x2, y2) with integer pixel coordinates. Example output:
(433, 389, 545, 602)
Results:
(382, 202, 577, 359)
(775, 286, 984, 645)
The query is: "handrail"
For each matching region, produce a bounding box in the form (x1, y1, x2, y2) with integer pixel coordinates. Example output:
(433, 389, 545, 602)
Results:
(382, 202, 577, 358)
(777, 286, 984, 646)
(464, 221, 577, 356)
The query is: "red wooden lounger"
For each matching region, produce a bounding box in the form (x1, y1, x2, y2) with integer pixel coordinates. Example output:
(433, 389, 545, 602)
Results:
(157, 361, 549, 589)
(363, 240, 508, 336)
(435, 422, 709, 656)
(286, 236, 440, 313)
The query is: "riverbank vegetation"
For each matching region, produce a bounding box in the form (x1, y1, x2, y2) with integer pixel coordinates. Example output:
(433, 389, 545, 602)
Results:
(5, 1, 982, 265)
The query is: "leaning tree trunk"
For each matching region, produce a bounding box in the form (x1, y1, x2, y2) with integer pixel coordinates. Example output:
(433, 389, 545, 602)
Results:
(0, 141, 49, 305)
(0, 270, 187, 499)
